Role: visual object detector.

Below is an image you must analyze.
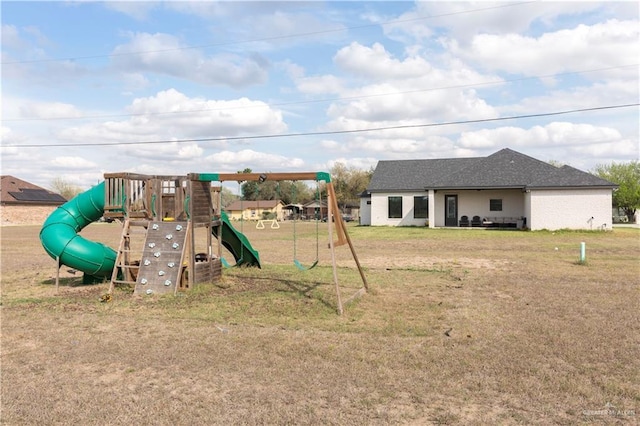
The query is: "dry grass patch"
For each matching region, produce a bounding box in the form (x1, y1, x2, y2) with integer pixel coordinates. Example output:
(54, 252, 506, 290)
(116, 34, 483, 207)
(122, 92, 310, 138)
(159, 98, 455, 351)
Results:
(1, 224, 639, 424)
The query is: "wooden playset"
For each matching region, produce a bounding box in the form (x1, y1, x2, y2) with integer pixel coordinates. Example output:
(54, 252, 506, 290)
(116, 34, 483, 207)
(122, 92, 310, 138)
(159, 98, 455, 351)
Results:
(97, 171, 367, 314)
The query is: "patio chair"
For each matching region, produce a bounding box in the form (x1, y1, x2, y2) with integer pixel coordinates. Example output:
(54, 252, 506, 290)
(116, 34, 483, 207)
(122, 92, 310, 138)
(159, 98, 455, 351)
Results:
(471, 215, 482, 227)
(459, 215, 470, 227)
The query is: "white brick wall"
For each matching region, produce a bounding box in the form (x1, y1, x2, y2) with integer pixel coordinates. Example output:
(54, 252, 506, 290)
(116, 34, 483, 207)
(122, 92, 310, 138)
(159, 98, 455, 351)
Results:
(528, 188, 613, 230)
(363, 188, 613, 230)
(370, 192, 429, 226)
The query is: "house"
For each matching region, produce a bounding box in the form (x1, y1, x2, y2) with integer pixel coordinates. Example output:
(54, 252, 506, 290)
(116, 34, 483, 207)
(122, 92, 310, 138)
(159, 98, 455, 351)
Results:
(302, 199, 328, 220)
(1, 175, 67, 225)
(224, 199, 285, 221)
(360, 148, 617, 231)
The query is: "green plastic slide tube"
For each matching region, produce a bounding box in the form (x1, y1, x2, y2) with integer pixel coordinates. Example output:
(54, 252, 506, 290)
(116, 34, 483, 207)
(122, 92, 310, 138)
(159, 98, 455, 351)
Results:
(40, 182, 117, 278)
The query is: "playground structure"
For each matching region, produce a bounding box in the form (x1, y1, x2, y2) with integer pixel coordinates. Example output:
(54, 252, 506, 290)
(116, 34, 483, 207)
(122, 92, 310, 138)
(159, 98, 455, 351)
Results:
(40, 171, 368, 314)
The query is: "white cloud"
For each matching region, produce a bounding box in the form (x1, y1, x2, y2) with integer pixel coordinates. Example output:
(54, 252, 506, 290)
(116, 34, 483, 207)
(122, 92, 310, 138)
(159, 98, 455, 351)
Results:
(49, 156, 98, 170)
(383, 2, 609, 45)
(343, 134, 456, 158)
(1, 126, 24, 145)
(2, 1, 638, 187)
(448, 19, 639, 76)
(57, 89, 287, 144)
(1, 24, 22, 49)
(457, 121, 631, 167)
(334, 42, 431, 80)
(111, 32, 269, 88)
(319, 139, 343, 152)
(325, 156, 378, 171)
(18, 101, 83, 120)
(459, 122, 623, 150)
(314, 43, 502, 133)
(325, 82, 497, 130)
(203, 149, 305, 171)
(119, 142, 207, 163)
(120, 72, 151, 93)
(295, 74, 344, 95)
(102, 2, 156, 20)
(164, 3, 346, 51)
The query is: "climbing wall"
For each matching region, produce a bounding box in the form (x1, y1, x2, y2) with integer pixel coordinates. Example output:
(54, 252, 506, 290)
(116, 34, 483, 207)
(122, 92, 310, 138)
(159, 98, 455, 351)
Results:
(134, 221, 189, 295)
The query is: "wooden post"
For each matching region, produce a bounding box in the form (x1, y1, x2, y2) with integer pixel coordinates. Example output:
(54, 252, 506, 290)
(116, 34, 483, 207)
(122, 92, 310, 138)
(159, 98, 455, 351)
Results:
(176, 221, 192, 295)
(55, 256, 60, 295)
(326, 187, 343, 315)
(213, 186, 223, 262)
(326, 182, 368, 290)
(188, 181, 196, 289)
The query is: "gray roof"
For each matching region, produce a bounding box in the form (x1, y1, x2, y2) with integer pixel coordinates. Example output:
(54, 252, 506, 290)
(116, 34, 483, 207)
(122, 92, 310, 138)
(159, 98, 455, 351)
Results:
(368, 148, 616, 192)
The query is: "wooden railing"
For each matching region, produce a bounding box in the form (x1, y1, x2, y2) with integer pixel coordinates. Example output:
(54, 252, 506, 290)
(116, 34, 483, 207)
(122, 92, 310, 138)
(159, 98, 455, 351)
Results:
(103, 173, 187, 220)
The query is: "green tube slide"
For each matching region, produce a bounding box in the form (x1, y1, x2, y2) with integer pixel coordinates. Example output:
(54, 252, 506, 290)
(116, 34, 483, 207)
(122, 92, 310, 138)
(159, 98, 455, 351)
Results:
(40, 182, 117, 278)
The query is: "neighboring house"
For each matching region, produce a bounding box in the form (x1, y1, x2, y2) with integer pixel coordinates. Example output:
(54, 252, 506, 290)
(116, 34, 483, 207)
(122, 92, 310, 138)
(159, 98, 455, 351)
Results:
(1, 175, 67, 225)
(360, 148, 617, 231)
(224, 199, 285, 221)
(302, 199, 328, 220)
(1, 175, 67, 206)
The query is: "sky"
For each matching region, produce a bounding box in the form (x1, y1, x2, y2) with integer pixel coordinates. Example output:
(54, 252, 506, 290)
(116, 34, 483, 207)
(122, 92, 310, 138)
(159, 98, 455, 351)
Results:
(1, 1, 639, 191)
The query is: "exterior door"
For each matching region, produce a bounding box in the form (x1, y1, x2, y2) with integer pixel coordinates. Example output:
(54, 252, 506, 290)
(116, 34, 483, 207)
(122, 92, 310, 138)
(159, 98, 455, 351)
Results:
(445, 195, 458, 227)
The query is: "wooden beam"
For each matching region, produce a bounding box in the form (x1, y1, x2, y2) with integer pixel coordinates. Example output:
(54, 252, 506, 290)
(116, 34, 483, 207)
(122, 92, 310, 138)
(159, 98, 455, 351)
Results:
(189, 172, 331, 183)
(326, 182, 347, 247)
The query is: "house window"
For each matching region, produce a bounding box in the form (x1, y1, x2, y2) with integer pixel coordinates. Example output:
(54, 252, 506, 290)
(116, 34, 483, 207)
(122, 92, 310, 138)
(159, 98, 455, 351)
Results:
(388, 196, 402, 218)
(414, 196, 428, 219)
(490, 199, 503, 211)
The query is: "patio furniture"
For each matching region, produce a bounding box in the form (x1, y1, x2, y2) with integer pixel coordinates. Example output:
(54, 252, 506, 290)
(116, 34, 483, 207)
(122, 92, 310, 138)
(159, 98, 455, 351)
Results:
(471, 215, 482, 227)
(459, 215, 470, 227)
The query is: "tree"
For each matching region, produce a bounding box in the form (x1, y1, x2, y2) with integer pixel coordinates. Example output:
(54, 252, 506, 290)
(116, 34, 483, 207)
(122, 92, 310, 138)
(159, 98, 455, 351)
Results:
(277, 180, 313, 205)
(593, 161, 640, 222)
(50, 177, 83, 200)
(219, 186, 238, 209)
(329, 162, 373, 209)
(237, 169, 313, 203)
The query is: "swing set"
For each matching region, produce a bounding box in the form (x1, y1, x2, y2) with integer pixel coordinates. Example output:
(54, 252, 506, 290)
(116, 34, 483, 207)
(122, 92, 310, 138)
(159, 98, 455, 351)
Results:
(291, 180, 321, 271)
(189, 171, 368, 314)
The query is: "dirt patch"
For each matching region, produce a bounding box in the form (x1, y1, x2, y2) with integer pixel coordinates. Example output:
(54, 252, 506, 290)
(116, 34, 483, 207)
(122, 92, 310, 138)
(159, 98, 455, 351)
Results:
(0, 205, 58, 226)
(361, 255, 511, 270)
(2, 224, 639, 425)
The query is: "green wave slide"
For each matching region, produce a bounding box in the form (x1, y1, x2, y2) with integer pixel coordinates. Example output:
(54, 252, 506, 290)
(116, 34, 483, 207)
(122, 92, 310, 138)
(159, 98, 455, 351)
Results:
(212, 211, 261, 268)
(40, 182, 260, 279)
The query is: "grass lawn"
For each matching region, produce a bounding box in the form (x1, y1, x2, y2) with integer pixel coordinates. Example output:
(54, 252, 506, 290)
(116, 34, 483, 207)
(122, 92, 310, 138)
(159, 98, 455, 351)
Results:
(1, 222, 639, 425)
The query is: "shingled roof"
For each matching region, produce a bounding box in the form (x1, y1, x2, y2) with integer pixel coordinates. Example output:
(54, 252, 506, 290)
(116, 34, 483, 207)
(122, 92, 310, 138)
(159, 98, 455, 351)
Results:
(1, 175, 67, 205)
(368, 148, 616, 191)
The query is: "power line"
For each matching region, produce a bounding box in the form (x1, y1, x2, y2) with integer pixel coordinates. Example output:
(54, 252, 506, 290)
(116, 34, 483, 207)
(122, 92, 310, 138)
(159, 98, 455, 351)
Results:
(3, 63, 636, 122)
(6, 103, 638, 148)
(1, 1, 538, 65)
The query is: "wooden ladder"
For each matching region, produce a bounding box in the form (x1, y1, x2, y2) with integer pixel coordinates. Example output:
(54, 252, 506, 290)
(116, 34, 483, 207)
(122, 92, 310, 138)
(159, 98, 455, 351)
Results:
(109, 219, 148, 293)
